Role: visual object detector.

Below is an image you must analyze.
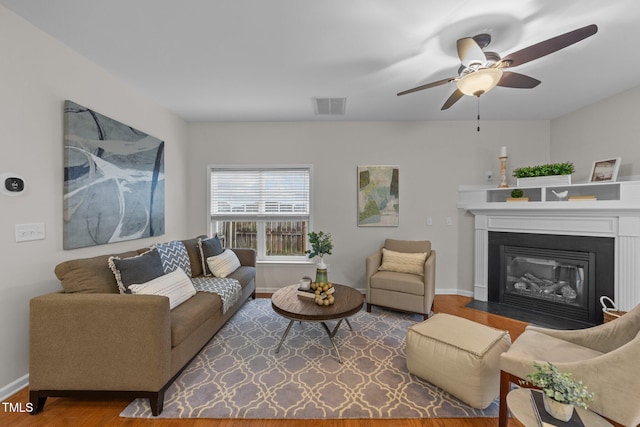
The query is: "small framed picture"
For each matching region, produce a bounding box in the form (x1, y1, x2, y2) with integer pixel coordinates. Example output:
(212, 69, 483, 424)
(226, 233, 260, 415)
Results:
(589, 158, 621, 182)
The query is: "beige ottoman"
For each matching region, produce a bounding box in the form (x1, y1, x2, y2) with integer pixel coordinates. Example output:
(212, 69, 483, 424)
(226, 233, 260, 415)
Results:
(406, 313, 511, 409)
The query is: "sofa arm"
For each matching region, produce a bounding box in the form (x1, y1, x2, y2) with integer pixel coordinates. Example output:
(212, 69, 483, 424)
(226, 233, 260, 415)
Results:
(365, 250, 383, 290)
(230, 248, 256, 267)
(423, 250, 436, 313)
(30, 292, 172, 392)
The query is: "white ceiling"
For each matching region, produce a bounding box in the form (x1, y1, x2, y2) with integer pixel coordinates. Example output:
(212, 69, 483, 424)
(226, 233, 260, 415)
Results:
(2, 0, 639, 122)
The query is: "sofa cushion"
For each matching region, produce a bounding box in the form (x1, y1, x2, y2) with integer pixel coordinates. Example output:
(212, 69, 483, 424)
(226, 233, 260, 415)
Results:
(108, 249, 166, 294)
(227, 265, 256, 288)
(55, 250, 141, 293)
(128, 268, 196, 310)
(378, 248, 427, 276)
(181, 235, 207, 278)
(153, 240, 192, 277)
(170, 291, 222, 348)
(370, 270, 425, 295)
(207, 250, 241, 278)
(198, 236, 224, 276)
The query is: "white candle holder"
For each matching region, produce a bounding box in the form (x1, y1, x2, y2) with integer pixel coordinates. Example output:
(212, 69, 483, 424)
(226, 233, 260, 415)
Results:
(499, 156, 508, 188)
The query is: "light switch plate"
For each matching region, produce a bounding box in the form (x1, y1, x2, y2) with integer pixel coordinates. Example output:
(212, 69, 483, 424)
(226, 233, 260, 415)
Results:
(15, 223, 45, 242)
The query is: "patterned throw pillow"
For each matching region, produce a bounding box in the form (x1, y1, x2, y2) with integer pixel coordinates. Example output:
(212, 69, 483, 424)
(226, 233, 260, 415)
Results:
(128, 268, 196, 310)
(378, 248, 427, 276)
(108, 249, 166, 294)
(197, 236, 224, 276)
(153, 240, 192, 277)
(206, 250, 241, 278)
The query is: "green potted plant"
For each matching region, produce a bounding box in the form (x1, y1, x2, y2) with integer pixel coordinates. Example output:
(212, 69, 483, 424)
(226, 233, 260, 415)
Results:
(305, 231, 333, 284)
(513, 162, 575, 187)
(507, 188, 528, 202)
(526, 361, 594, 421)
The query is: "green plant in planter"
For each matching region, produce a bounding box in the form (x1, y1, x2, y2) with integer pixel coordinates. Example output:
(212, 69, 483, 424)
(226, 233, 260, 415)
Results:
(526, 362, 594, 409)
(305, 231, 333, 261)
(510, 189, 524, 198)
(513, 162, 575, 178)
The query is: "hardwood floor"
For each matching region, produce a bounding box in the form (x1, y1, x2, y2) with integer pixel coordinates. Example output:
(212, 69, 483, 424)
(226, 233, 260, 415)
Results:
(1, 295, 527, 427)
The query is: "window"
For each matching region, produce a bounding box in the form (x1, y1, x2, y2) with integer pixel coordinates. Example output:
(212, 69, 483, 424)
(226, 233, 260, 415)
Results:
(209, 165, 311, 261)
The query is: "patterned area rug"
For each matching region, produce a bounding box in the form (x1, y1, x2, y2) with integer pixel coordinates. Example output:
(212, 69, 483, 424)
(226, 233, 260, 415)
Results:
(120, 298, 499, 419)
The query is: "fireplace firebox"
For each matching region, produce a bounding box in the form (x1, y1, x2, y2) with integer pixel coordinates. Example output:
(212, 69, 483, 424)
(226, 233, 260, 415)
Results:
(488, 232, 614, 325)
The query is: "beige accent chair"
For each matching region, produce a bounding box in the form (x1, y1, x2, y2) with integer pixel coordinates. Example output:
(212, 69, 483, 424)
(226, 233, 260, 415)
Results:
(498, 303, 640, 427)
(366, 239, 435, 320)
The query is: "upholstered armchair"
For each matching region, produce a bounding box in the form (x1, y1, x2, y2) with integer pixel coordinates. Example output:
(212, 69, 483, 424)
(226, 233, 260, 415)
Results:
(366, 239, 435, 320)
(498, 303, 640, 427)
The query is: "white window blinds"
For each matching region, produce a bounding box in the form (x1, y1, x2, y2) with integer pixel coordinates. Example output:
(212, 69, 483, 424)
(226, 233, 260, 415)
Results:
(210, 167, 310, 221)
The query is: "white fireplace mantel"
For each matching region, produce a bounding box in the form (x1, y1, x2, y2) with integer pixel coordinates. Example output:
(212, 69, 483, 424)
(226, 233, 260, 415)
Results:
(458, 181, 640, 311)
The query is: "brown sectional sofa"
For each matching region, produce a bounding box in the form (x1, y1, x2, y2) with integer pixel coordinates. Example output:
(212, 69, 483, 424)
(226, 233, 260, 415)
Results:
(29, 236, 256, 416)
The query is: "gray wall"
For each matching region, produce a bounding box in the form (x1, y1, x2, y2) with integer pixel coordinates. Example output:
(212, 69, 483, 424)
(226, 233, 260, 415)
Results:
(551, 85, 640, 182)
(0, 7, 189, 398)
(187, 120, 551, 294)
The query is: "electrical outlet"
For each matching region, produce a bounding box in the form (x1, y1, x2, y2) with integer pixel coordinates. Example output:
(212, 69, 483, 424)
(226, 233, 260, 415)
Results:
(446, 217, 453, 226)
(426, 217, 433, 226)
(486, 171, 494, 182)
(15, 223, 45, 242)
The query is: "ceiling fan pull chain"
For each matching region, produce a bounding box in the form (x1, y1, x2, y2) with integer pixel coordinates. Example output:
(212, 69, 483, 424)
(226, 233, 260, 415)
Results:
(477, 96, 480, 132)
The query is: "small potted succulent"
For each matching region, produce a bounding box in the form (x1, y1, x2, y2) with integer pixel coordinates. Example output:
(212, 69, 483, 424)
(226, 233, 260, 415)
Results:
(507, 188, 528, 202)
(526, 362, 594, 421)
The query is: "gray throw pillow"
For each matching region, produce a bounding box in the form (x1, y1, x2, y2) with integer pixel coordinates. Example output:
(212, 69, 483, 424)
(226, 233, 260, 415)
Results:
(198, 236, 224, 276)
(108, 249, 165, 294)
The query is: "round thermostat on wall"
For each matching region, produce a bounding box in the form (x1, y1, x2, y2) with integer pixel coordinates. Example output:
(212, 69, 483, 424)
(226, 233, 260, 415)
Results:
(1, 173, 26, 196)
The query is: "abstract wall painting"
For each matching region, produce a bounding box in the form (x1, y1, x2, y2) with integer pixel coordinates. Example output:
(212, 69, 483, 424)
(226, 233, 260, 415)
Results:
(357, 165, 399, 226)
(63, 100, 165, 249)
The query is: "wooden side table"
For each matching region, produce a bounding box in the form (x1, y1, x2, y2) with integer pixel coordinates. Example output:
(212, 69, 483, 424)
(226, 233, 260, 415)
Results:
(506, 388, 612, 427)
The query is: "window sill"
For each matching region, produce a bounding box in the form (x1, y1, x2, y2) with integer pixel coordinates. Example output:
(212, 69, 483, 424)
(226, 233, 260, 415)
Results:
(256, 259, 315, 266)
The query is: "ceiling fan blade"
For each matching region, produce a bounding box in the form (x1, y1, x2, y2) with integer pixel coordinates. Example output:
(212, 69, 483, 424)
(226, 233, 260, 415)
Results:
(457, 37, 486, 66)
(501, 24, 597, 68)
(497, 71, 541, 89)
(397, 77, 456, 96)
(441, 89, 464, 110)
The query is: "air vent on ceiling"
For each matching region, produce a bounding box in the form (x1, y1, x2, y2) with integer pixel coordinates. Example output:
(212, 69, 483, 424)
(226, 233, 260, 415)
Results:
(313, 97, 346, 115)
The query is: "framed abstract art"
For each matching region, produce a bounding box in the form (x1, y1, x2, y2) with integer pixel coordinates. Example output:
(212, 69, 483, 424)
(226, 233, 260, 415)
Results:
(357, 165, 399, 226)
(63, 100, 165, 249)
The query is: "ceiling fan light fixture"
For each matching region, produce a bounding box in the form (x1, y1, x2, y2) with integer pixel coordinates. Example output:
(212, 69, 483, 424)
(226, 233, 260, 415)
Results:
(456, 68, 503, 97)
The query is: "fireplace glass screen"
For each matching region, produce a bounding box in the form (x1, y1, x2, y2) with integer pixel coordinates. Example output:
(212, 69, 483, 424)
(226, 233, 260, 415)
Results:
(505, 248, 588, 309)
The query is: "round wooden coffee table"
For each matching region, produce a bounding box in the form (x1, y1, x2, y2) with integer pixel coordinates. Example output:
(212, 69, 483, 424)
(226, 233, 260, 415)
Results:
(271, 283, 364, 363)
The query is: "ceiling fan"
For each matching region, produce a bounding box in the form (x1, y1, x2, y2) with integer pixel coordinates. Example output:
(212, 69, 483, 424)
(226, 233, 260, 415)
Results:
(397, 24, 598, 110)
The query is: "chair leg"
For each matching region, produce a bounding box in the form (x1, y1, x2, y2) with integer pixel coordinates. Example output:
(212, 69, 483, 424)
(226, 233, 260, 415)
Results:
(366, 303, 372, 313)
(498, 370, 511, 427)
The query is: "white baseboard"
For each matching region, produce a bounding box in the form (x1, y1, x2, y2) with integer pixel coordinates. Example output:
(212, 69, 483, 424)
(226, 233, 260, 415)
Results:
(0, 374, 28, 402)
(434, 288, 474, 297)
(258, 287, 474, 298)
